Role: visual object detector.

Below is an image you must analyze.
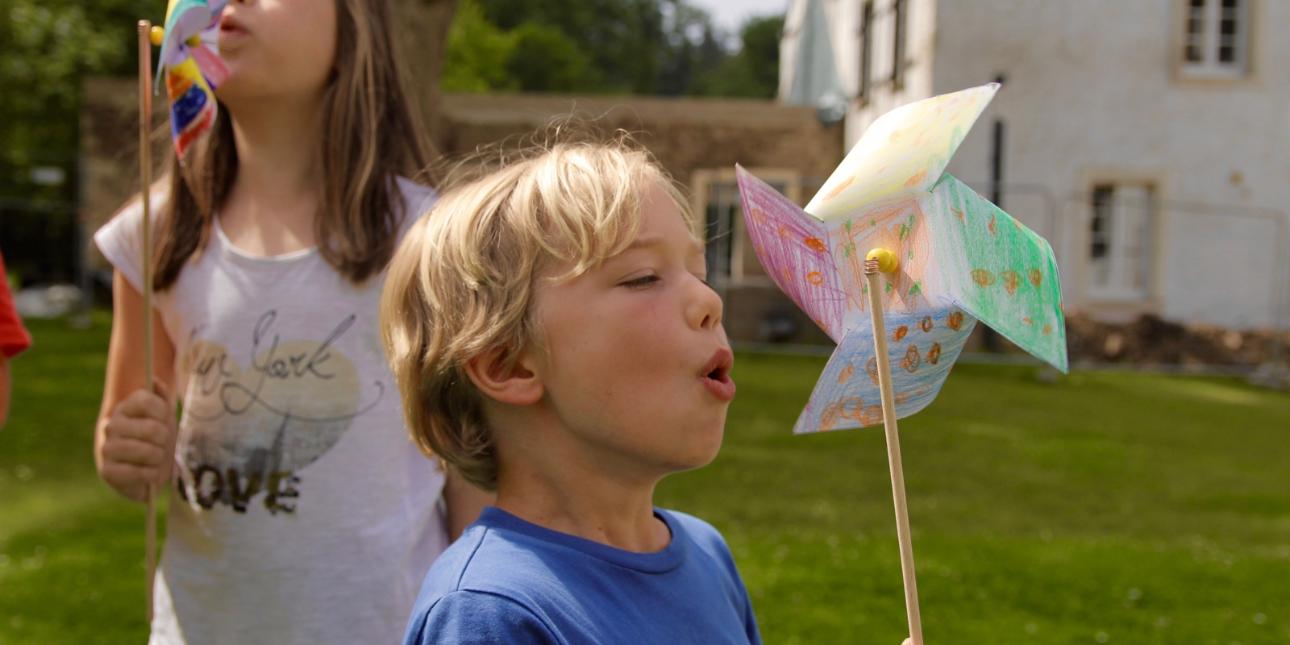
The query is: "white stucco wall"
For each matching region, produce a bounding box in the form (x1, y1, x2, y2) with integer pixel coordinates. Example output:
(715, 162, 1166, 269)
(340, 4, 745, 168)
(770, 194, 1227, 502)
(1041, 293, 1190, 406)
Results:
(783, 0, 1290, 329)
(840, 0, 938, 144)
(781, 0, 938, 140)
(931, 0, 1290, 329)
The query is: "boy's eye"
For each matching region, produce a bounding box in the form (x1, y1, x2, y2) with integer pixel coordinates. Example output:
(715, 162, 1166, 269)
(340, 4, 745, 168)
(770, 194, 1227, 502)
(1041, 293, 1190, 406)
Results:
(620, 274, 660, 288)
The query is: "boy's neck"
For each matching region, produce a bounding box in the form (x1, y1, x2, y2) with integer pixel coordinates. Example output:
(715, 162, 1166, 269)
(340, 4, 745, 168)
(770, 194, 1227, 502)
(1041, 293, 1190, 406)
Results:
(494, 460, 671, 554)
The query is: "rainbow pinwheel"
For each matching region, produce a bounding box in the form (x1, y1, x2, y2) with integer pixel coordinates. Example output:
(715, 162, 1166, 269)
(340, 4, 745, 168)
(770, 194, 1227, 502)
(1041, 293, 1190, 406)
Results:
(737, 83, 1067, 435)
(154, 0, 229, 158)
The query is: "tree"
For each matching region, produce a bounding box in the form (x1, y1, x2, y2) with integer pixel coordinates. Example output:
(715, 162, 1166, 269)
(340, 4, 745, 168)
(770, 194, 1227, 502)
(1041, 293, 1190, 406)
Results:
(449, 1, 784, 99)
(1, 0, 160, 201)
(440, 0, 518, 92)
(656, 2, 725, 96)
(0, 0, 161, 283)
(693, 15, 784, 99)
(476, 0, 670, 94)
(506, 23, 599, 92)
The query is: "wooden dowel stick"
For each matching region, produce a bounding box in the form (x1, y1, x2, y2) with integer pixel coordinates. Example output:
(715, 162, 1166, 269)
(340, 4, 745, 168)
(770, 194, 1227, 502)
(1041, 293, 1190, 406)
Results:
(137, 19, 157, 626)
(864, 254, 924, 645)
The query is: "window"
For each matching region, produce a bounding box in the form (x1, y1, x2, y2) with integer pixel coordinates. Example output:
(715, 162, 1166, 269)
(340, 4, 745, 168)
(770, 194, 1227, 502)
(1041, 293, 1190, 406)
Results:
(1182, 0, 1249, 77)
(858, 1, 873, 100)
(703, 181, 741, 289)
(1088, 183, 1156, 301)
(691, 170, 797, 289)
(891, 0, 907, 89)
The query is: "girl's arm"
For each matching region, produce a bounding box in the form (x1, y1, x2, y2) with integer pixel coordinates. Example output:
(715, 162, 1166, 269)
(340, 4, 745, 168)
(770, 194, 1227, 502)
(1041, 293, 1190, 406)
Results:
(443, 468, 493, 541)
(96, 271, 177, 502)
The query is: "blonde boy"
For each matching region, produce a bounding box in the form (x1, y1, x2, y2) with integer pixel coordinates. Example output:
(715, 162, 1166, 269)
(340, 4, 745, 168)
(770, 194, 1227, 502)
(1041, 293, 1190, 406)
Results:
(382, 140, 760, 644)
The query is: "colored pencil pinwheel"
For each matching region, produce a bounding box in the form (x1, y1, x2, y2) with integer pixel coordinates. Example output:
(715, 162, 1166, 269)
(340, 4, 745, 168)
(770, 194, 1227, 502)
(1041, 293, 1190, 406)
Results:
(152, 0, 230, 159)
(736, 83, 1068, 643)
(737, 83, 1067, 435)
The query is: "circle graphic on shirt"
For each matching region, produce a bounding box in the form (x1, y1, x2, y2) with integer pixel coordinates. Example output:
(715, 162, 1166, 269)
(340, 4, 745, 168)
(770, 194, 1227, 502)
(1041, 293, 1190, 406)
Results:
(175, 310, 383, 514)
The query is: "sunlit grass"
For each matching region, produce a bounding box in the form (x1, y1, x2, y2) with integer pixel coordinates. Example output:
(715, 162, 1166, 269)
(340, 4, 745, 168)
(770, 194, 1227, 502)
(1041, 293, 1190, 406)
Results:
(3, 315, 1288, 643)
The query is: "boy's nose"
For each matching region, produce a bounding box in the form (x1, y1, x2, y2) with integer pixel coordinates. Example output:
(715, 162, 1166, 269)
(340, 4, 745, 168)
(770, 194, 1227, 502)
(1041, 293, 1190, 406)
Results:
(687, 277, 723, 331)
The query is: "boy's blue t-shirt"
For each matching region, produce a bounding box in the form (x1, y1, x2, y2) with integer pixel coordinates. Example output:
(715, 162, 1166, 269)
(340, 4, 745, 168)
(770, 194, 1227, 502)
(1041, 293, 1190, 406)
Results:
(404, 506, 762, 645)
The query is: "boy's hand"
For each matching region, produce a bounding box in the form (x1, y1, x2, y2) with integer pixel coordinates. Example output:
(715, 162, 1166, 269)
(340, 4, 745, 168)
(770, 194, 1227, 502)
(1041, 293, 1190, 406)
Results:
(98, 385, 175, 502)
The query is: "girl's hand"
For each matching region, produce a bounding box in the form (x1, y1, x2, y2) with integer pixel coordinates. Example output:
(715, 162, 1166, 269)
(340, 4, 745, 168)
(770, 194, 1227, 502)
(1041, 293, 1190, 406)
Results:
(98, 384, 175, 502)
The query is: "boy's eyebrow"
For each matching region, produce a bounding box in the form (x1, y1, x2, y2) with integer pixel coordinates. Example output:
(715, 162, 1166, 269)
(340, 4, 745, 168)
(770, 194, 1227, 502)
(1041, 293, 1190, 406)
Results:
(625, 235, 705, 256)
(626, 235, 664, 250)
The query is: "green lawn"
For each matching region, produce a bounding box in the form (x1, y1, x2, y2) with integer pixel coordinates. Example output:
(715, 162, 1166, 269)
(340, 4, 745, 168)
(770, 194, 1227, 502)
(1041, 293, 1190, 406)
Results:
(3, 314, 1288, 643)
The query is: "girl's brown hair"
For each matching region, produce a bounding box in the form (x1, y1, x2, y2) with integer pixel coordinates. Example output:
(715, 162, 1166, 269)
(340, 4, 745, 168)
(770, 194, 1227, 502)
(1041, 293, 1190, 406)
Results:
(152, 0, 432, 290)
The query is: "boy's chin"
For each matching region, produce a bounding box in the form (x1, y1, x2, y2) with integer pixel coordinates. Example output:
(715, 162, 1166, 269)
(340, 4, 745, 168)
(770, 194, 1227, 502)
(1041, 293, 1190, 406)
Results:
(662, 434, 725, 473)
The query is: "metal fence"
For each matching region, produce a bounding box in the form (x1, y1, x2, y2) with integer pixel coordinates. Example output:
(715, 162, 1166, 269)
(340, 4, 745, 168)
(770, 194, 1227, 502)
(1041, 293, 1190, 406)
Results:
(0, 198, 82, 286)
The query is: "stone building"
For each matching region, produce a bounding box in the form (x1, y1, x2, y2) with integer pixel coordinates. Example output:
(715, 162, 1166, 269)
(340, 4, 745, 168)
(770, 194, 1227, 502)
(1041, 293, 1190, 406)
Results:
(780, 0, 1289, 331)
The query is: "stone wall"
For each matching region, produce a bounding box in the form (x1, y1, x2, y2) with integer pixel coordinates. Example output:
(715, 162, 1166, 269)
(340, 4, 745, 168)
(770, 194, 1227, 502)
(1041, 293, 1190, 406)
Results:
(435, 93, 844, 344)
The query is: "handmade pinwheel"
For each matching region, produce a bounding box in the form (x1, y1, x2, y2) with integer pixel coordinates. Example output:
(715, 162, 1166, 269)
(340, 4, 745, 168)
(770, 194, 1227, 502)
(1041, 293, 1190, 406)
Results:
(152, 0, 230, 159)
(738, 83, 1066, 434)
(737, 83, 1067, 643)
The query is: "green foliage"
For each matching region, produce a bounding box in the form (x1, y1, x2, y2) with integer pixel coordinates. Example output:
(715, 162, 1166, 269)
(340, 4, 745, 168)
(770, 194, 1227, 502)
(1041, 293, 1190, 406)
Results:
(0, 0, 160, 196)
(477, 0, 666, 93)
(447, 0, 783, 98)
(442, 0, 604, 93)
(3, 315, 1289, 642)
(440, 0, 518, 92)
(692, 15, 783, 98)
(506, 22, 599, 92)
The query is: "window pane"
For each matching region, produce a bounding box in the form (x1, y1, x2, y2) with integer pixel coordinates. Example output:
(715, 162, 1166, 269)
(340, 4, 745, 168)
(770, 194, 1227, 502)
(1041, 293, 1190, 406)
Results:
(1089, 186, 1113, 262)
(860, 2, 873, 97)
(704, 183, 739, 283)
(1117, 186, 1152, 291)
(1088, 182, 1156, 296)
(1184, 5, 1204, 63)
(892, 0, 906, 87)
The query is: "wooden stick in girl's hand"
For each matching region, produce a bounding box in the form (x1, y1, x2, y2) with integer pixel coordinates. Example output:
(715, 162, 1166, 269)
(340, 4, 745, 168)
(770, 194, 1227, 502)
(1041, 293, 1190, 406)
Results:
(136, 18, 157, 625)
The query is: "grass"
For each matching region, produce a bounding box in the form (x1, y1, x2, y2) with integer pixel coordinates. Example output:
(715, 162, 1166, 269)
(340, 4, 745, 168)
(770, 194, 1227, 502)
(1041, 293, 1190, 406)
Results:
(3, 314, 1289, 643)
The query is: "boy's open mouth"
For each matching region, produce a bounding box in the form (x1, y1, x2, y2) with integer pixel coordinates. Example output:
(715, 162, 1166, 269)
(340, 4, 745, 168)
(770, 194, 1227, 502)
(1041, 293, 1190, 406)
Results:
(700, 348, 736, 401)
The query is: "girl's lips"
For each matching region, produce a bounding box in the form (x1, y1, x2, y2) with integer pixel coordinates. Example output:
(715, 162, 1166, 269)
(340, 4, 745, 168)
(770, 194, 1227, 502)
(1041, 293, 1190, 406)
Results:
(219, 15, 247, 36)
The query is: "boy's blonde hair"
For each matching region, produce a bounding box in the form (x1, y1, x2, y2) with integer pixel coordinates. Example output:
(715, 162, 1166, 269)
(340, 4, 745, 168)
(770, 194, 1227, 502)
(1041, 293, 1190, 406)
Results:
(381, 137, 694, 490)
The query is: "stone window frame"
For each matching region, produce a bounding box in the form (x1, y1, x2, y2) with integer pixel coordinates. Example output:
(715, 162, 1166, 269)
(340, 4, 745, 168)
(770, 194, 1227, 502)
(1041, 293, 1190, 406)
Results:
(1176, 0, 1255, 81)
(1077, 171, 1168, 316)
(689, 168, 802, 289)
(890, 0, 908, 90)
(857, 0, 875, 103)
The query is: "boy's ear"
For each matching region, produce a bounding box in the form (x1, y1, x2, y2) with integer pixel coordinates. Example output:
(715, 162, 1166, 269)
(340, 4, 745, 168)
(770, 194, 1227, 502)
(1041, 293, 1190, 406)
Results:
(464, 346, 543, 406)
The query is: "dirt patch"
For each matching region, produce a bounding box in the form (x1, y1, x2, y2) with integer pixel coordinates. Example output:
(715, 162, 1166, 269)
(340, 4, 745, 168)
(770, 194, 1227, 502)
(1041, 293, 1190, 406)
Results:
(1065, 313, 1290, 367)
